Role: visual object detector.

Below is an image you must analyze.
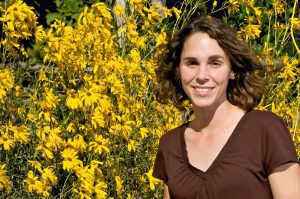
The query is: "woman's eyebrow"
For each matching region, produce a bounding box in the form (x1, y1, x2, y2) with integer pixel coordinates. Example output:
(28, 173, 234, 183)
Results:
(208, 55, 225, 61)
(181, 57, 198, 62)
(181, 55, 225, 62)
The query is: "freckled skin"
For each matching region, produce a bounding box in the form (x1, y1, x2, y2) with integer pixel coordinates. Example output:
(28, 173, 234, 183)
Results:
(179, 32, 235, 109)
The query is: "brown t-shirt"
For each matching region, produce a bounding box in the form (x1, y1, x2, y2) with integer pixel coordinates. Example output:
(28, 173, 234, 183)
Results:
(153, 110, 299, 199)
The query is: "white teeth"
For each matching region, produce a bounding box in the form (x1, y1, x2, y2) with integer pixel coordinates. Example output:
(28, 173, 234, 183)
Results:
(195, 88, 210, 92)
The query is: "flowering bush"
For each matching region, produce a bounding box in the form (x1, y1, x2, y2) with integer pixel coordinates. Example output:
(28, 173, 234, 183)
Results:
(0, 0, 299, 198)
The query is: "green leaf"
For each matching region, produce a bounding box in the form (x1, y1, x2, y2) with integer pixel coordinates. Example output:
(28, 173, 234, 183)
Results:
(45, 12, 65, 25)
(57, 0, 84, 14)
(55, 0, 63, 8)
(240, 3, 247, 19)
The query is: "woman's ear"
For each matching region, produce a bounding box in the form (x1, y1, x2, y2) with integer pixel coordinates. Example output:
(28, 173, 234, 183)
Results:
(230, 71, 235, 80)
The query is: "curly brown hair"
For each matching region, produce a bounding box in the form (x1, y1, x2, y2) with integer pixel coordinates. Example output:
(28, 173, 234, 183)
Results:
(155, 16, 266, 111)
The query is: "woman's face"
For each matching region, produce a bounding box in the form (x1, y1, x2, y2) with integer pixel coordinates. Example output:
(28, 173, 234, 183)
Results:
(179, 32, 234, 109)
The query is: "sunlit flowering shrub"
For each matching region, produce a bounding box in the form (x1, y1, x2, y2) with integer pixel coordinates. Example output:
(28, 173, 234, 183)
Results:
(0, 0, 299, 198)
(0, 0, 37, 58)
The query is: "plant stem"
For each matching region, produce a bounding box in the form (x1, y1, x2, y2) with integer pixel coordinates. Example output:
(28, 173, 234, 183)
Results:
(290, 0, 300, 54)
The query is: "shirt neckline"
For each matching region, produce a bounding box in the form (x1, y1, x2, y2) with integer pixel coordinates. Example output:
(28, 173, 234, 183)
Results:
(180, 110, 251, 177)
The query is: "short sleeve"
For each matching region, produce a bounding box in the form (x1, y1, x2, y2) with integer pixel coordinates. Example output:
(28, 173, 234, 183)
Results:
(152, 141, 168, 182)
(263, 114, 299, 175)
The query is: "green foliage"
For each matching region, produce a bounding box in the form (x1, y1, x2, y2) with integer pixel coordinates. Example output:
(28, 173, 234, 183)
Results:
(45, 0, 84, 25)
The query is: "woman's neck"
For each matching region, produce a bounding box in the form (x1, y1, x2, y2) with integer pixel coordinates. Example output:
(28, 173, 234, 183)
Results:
(190, 101, 244, 134)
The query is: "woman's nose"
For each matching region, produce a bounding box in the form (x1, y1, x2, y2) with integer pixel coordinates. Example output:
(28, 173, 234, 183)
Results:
(195, 66, 209, 81)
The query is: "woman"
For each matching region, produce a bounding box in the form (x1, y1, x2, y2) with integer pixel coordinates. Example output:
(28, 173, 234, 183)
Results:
(153, 16, 300, 199)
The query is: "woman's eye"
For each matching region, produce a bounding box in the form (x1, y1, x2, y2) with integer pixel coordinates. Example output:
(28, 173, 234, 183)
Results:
(187, 61, 196, 65)
(185, 61, 198, 68)
(211, 61, 222, 67)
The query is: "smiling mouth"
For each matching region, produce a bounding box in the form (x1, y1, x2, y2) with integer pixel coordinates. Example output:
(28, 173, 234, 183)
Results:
(194, 87, 214, 91)
(193, 87, 214, 96)
(195, 87, 211, 92)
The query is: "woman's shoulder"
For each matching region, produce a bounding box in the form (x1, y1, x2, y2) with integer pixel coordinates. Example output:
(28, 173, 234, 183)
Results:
(247, 109, 283, 124)
(245, 109, 290, 137)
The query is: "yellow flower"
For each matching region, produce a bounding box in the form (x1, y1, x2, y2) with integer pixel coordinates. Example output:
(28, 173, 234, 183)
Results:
(115, 176, 123, 198)
(129, 48, 141, 63)
(243, 0, 255, 7)
(0, 164, 12, 192)
(146, 5, 163, 24)
(27, 113, 38, 123)
(23, 167, 52, 197)
(240, 24, 261, 40)
(156, 27, 167, 47)
(67, 121, 77, 133)
(0, 69, 14, 91)
(35, 25, 47, 42)
(0, 0, 37, 56)
(89, 134, 110, 155)
(252, 6, 262, 22)
(95, 182, 108, 199)
(278, 55, 297, 80)
(73, 160, 106, 198)
(91, 107, 105, 128)
(92, 2, 113, 29)
(9, 125, 30, 144)
(245, 16, 257, 24)
(161, 6, 173, 18)
(41, 167, 57, 186)
(212, 0, 218, 9)
(38, 110, 57, 123)
(0, 69, 14, 102)
(36, 125, 65, 151)
(129, 0, 146, 10)
(144, 169, 159, 190)
(290, 17, 300, 29)
(79, 88, 101, 107)
(90, 80, 106, 93)
(272, 0, 285, 14)
(114, 4, 125, 16)
(136, 35, 147, 50)
(265, 9, 273, 15)
(228, 0, 240, 13)
(172, 7, 181, 19)
(109, 115, 133, 140)
(61, 148, 83, 171)
(0, 131, 15, 150)
(37, 70, 48, 82)
(40, 87, 60, 110)
(13, 85, 22, 97)
(140, 127, 148, 139)
(273, 22, 286, 32)
(73, 188, 92, 199)
(127, 29, 139, 45)
(107, 74, 125, 96)
(36, 144, 54, 159)
(74, 169, 94, 195)
(28, 160, 43, 173)
(66, 90, 83, 110)
(23, 170, 39, 193)
(92, 2, 112, 20)
(0, 89, 7, 102)
(127, 139, 137, 152)
(67, 134, 87, 153)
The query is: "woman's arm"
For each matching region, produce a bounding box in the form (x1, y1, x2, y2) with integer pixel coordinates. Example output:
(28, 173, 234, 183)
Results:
(269, 162, 300, 199)
(164, 183, 170, 199)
